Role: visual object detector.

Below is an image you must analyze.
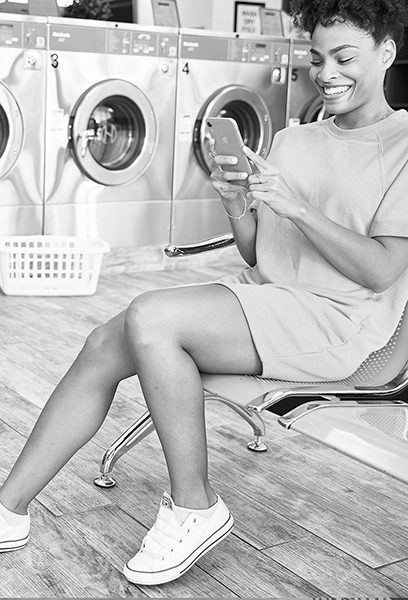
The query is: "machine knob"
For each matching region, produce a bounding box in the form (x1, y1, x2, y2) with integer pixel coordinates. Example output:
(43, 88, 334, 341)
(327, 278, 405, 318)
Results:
(161, 62, 170, 73)
(26, 52, 38, 67)
(271, 67, 282, 83)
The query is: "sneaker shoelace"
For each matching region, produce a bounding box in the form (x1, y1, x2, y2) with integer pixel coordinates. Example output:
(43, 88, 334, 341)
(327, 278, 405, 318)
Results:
(141, 511, 197, 561)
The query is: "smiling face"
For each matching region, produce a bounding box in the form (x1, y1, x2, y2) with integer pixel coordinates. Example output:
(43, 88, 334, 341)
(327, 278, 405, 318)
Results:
(309, 20, 396, 129)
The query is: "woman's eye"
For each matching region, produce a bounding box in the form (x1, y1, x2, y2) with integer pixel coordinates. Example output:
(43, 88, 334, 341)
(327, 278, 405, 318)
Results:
(309, 60, 322, 66)
(338, 57, 354, 64)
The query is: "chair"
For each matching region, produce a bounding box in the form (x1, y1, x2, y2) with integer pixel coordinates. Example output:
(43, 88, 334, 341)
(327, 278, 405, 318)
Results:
(94, 235, 408, 488)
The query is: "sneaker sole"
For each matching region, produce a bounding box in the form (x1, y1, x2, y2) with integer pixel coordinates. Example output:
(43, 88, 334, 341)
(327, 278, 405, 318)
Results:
(123, 513, 234, 586)
(0, 535, 29, 552)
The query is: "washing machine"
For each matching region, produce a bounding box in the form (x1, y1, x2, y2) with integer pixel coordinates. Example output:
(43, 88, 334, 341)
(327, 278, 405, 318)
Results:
(170, 28, 290, 245)
(0, 14, 47, 235)
(286, 38, 330, 127)
(43, 17, 178, 248)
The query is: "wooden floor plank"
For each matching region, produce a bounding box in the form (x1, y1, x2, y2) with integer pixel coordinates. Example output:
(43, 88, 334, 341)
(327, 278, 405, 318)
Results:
(14, 502, 148, 598)
(205, 413, 408, 568)
(1, 256, 407, 597)
(378, 559, 408, 587)
(196, 533, 326, 598)
(263, 533, 408, 597)
(283, 427, 408, 515)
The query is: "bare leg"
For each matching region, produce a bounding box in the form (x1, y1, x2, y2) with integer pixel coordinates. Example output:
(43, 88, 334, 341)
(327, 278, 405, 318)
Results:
(124, 284, 261, 510)
(0, 311, 136, 515)
(0, 283, 261, 516)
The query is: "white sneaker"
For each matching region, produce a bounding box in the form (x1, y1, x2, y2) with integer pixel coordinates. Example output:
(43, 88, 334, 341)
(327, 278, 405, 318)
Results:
(123, 491, 234, 586)
(0, 511, 30, 552)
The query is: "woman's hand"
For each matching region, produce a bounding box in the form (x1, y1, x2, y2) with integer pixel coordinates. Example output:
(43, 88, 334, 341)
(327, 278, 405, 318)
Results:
(208, 139, 249, 203)
(244, 146, 308, 220)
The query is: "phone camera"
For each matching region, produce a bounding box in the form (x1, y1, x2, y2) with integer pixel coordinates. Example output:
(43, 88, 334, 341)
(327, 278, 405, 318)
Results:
(206, 121, 213, 127)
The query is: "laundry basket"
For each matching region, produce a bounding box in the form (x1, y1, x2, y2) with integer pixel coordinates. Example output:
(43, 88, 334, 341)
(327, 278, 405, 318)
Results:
(0, 236, 110, 296)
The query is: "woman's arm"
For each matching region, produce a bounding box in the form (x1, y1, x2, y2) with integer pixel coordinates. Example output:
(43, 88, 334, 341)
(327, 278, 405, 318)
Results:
(244, 146, 408, 292)
(293, 205, 408, 292)
(210, 154, 257, 267)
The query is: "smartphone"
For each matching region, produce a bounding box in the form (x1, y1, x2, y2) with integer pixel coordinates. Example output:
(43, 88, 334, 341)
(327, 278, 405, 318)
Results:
(205, 117, 253, 178)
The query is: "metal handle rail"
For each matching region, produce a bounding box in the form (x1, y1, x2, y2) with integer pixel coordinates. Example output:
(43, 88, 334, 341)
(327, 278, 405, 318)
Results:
(164, 233, 235, 257)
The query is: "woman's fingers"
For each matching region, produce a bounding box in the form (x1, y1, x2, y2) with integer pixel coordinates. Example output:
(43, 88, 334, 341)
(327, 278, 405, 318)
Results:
(242, 145, 268, 169)
(210, 168, 248, 183)
(243, 146, 279, 176)
(212, 154, 238, 166)
(247, 170, 279, 190)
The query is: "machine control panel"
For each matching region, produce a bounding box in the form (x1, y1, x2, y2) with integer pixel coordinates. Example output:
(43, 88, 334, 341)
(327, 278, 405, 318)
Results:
(292, 45, 312, 67)
(0, 21, 46, 49)
(180, 34, 289, 67)
(49, 24, 177, 58)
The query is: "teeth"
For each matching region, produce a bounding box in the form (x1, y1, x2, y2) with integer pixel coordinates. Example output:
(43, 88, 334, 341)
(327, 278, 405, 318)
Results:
(324, 86, 350, 96)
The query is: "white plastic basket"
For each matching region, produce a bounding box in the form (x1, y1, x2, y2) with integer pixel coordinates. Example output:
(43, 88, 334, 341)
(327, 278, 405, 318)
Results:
(0, 236, 110, 296)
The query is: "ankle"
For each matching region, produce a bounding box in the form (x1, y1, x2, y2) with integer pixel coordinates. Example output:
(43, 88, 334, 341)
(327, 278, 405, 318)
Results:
(171, 485, 217, 510)
(0, 493, 29, 516)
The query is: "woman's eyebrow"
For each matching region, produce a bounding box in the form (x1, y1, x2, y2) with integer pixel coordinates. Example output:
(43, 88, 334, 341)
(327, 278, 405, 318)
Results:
(310, 44, 359, 55)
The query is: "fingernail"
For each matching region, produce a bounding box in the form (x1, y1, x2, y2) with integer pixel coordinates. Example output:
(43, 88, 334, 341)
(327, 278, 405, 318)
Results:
(240, 172, 248, 179)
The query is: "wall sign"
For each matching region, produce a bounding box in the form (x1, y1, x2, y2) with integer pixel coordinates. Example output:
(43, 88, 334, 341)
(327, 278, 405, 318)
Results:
(151, 0, 180, 27)
(234, 2, 265, 34)
(260, 8, 283, 36)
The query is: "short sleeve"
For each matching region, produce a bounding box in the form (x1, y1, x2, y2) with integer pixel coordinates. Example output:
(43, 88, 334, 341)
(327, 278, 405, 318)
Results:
(369, 158, 408, 238)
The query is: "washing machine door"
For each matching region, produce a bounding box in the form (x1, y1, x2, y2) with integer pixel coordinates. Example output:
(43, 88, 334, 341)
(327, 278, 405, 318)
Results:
(0, 83, 23, 180)
(193, 85, 273, 174)
(302, 96, 331, 123)
(69, 79, 157, 186)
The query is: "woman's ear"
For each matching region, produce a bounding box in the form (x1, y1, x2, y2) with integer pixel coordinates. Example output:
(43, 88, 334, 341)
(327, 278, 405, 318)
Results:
(382, 38, 397, 69)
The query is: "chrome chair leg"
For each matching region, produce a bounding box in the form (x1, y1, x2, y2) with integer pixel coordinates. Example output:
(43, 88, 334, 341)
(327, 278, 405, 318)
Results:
(94, 394, 269, 488)
(94, 410, 154, 488)
(206, 395, 268, 452)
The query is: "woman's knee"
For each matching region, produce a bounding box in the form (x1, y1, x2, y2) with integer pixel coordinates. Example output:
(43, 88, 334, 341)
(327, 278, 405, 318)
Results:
(125, 290, 177, 346)
(81, 322, 113, 361)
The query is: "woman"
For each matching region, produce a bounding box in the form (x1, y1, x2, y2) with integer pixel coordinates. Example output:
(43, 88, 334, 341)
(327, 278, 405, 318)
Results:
(1, 0, 408, 587)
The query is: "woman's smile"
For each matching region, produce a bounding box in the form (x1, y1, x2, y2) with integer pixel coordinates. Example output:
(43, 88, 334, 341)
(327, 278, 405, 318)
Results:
(321, 85, 352, 99)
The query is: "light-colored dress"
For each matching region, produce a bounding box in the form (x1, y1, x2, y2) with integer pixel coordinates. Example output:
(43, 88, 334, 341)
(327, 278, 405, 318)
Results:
(216, 110, 408, 381)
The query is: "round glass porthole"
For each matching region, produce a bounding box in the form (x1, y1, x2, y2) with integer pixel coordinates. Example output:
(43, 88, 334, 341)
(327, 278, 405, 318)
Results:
(69, 79, 157, 186)
(0, 83, 23, 180)
(193, 85, 273, 174)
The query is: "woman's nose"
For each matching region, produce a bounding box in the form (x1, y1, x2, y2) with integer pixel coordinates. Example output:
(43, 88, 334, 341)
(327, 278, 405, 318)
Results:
(315, 60, 339, 84)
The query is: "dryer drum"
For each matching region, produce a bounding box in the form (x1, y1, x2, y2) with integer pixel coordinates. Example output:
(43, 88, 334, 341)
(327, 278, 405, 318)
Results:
(85, 96, 146, 171)
(193, 84, 273, 175)
(0, 82, 23, 180)
(68, 79, 157, 187)
(0, 105, 9, 162)
(302, 95, 331, 124)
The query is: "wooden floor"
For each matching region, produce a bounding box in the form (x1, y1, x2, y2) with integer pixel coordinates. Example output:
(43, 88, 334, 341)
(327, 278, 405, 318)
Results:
(1, 249, 408, 598)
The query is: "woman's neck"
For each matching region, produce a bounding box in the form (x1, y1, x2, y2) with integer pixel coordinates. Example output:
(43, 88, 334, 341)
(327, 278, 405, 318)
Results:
(334, 103, 394, 130)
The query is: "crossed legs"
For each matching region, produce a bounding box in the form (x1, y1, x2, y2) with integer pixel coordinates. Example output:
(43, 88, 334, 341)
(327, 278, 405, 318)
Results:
(0, 283, 261, 514)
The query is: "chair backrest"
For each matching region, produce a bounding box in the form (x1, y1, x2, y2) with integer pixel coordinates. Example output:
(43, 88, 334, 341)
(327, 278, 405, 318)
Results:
(343, 303, 408, 387)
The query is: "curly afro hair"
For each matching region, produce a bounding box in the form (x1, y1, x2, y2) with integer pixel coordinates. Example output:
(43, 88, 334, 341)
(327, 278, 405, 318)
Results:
(289, 0, 408, 50)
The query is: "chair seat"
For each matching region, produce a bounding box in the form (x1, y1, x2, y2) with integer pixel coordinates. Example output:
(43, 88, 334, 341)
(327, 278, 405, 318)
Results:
(201, 308, 408, 413)
(201, 373, 359, 411)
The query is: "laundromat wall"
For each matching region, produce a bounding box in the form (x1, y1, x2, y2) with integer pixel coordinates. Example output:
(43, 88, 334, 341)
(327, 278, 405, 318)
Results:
(136, 0, 283, 31)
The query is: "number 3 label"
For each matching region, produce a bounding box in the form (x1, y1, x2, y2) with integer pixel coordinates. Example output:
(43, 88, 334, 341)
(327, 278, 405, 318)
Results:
(51, 53, 59, 69)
